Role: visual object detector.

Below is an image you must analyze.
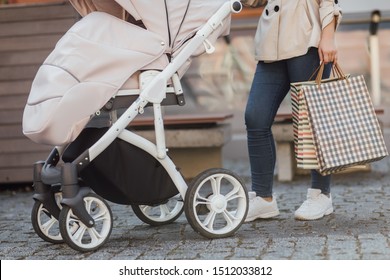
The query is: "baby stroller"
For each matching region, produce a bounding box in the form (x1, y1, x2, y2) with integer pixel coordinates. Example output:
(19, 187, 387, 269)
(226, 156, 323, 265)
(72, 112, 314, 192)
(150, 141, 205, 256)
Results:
(23, 0, 248, 252)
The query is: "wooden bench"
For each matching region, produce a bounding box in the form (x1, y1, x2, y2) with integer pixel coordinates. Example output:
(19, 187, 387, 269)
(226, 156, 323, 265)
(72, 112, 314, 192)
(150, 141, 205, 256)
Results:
(272, 111, 296, 182)
(272, 107, 385, 181)
(0, 2, 79, 184)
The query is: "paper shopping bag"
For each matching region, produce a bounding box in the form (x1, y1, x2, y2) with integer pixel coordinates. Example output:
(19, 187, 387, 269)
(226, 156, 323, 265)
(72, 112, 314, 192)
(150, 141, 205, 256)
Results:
(290, 82, 319, 170)
(300, 64, 388, 175)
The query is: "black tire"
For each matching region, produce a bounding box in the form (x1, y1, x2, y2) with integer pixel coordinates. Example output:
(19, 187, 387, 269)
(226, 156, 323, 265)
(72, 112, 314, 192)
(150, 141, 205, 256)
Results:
(184, 168, 248, 239)
(31, 200, 63, 244)
(59, 193, 113, 252)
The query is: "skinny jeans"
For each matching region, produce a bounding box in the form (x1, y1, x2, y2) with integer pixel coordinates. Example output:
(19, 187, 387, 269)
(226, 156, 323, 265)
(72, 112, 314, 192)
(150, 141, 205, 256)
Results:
(245, 48, 332, 197)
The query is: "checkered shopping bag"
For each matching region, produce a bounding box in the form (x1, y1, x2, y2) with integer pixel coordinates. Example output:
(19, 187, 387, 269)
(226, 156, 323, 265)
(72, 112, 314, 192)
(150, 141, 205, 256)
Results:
(292, 63, 388, 175)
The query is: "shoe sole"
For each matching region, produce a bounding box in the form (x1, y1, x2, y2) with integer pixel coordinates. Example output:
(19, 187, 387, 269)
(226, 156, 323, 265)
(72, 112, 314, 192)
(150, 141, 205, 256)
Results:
(245, 210, 280, 222)
(294, 207, 334, 221)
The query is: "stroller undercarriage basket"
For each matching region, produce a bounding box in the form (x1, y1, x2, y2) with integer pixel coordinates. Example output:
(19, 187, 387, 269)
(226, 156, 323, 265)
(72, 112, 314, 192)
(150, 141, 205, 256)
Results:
(62, 127, 179, 205)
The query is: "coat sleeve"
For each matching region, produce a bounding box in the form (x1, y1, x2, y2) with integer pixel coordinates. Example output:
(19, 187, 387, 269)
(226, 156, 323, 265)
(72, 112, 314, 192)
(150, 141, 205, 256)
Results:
(319, 0, 342, 30)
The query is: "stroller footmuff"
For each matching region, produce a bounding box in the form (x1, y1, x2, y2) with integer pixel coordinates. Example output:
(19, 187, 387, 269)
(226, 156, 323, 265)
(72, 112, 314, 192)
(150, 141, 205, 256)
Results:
(26, 0, 248, 252)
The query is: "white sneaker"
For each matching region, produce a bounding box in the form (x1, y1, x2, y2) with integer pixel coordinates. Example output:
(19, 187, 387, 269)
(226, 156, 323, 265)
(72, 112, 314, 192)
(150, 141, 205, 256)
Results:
(245, 191, 280, 222)
(294, 188, 334, 220)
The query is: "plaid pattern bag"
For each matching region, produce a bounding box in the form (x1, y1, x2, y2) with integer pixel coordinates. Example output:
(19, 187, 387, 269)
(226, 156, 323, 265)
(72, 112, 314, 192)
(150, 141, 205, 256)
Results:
(294, 64, 388, 175)
(303, 75, 388, 175)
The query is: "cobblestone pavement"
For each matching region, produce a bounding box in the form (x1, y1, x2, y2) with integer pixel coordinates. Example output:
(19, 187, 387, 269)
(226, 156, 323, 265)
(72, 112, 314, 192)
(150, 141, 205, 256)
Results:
(1, 155, 390, 260)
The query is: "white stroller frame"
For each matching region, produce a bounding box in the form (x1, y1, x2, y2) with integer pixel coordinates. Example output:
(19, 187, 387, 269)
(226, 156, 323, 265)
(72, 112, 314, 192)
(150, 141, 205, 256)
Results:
(29, 0, 248, 252)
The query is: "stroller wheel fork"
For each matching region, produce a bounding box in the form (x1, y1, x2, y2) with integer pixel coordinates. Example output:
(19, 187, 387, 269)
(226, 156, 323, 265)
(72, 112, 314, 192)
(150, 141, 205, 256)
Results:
(60, 163, 95, 227)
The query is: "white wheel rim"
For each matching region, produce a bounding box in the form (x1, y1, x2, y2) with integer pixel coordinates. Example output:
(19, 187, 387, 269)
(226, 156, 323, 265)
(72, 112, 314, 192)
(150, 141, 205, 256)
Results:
(64, 196, 111, 249)
(139, 195, 183, 222)
(37, 193, 63, 241)
(192, 173, 246, 235)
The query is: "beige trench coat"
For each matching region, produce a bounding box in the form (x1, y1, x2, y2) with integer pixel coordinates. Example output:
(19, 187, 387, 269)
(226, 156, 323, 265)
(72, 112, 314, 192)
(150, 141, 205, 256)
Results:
(243, 0, 342, 62)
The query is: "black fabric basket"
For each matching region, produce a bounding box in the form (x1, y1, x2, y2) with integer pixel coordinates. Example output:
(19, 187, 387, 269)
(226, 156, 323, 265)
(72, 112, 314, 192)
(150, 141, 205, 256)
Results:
(62, 128, 179, 205)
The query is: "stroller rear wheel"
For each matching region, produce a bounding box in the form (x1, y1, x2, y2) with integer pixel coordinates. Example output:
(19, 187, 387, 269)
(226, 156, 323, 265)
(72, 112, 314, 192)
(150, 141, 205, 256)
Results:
(31, 192, 63, 244)
(59, 193, 113, 252)
(184, 168, 248, 239)
(131, 194, 184, 226)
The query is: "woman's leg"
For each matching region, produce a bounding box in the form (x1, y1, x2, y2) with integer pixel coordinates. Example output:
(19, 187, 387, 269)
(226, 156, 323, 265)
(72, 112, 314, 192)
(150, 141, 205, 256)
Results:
(286, 48, 332, 195)
(245, 60, 291, 198)
(287, 48, 334, 220)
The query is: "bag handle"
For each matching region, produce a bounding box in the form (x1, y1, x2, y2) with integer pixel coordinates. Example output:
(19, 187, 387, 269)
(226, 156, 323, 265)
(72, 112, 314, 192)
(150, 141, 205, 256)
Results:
(333, 63, 346, 79)
(309, 62, 347, 86)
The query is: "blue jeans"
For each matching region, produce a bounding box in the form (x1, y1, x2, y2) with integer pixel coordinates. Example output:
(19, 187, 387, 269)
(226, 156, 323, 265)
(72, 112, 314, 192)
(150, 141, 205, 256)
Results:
(245, 48, 332, 197)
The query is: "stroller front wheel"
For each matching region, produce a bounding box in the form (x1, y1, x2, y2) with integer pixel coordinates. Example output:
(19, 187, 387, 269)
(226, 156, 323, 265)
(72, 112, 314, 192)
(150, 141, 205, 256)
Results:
(131, 194, 184, 226)
(184, 168, 248, 239)
(31, 192, 63, 244)
(59, 193, 113, 252)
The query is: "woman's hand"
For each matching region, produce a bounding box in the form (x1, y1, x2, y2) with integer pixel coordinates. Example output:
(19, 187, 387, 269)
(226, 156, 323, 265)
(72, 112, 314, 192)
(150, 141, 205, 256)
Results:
(318, 17, 338, 64)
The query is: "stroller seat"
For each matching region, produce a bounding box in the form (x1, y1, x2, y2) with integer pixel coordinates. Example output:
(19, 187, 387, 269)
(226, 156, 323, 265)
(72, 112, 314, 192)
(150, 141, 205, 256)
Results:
(23, 0, 230, 146)
(71, 0, 230, 110)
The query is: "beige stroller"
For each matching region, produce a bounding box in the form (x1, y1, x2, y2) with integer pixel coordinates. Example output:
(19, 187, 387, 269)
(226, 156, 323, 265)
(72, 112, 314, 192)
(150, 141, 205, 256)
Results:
(23, 0, 248, 252)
